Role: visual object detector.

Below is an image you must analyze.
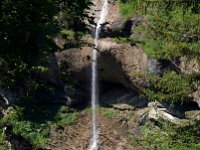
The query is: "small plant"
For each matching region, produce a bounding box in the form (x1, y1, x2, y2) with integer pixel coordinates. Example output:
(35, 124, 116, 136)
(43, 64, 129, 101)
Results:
(101, 108, 117, 118)
(56, 112, 77, 127)
(114, 37, 145, 45)
(83, 107, 92, 114)
(129, 134, 140, 145)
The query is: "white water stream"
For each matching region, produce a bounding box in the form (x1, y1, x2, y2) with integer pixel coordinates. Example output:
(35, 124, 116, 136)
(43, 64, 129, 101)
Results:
(89, 0, 108, 150)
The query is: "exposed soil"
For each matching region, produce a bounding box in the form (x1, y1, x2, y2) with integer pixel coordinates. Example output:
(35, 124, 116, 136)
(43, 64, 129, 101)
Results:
(46, 109, 140, 150)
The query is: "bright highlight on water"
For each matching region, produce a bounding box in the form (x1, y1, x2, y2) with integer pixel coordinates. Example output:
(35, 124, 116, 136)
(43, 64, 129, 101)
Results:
(89, 0, 108, 150)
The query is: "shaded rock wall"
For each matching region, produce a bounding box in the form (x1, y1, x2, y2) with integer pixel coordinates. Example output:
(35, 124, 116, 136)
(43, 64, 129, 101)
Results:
(55, 0, 152, 90)
(56, 37, 149, 90)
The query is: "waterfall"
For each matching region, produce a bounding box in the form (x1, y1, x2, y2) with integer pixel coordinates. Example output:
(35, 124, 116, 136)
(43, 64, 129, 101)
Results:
(89, 0, 108, 150)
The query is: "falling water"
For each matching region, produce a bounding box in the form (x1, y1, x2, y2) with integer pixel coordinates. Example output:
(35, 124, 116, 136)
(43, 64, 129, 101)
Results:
(89, 0, 108, 150)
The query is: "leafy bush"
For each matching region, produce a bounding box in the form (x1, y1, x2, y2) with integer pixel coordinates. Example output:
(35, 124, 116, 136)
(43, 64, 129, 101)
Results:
(144, 71, 197, 104)
(119, 0, 200, 105)
(0, 104, 79, 148)
(1, 106, 49, 148)
(13, 121, 49, 148)
(130, 120, 200, 150)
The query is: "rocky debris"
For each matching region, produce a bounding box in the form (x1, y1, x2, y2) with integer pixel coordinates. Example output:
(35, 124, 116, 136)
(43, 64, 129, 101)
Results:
(138, 102, 185, 125)
(112, 104, 135, 111)
(147, 58, 162, 75)
(138, 107, 182, 125)
(148, 101, 184, 118)
(46, 112, 134, 150)
(185, 110, 200, 121)
(179, 57, 200, 74)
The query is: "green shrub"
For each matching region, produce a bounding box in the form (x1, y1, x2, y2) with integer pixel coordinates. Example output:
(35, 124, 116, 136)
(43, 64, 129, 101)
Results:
(13, 121, 49, 148)
(130, 120, 200, 150)
(0, 105, 50, 148)
(144, 71, 197, 104)
(119, 0, 200, 105)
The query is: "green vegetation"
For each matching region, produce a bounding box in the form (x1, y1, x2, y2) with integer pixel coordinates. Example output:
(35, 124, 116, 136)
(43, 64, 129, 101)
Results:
(1, 0, 200, 149)
(118, 0, 138, 18)
(119, 0, 200, 104)
(114, 37, 145, 45)
(83, 107, 92, 114)
(12, 121, 49, 148)
(1, 1, 89, 148)
(0, 106, 49, 148)
(55, 106, 77, 127)
(101, 108, 118, 118)
(0, 105, 77, 148)
(1, 0, 92, 95)
(144, 71, 197, 104)
(119, 2, 200, 148)
(130, 120, 200, 150)
(0, 128, 11, 150)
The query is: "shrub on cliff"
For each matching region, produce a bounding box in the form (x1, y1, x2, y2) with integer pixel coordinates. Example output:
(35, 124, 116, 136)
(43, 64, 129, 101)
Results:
(119, 0, 200, 104)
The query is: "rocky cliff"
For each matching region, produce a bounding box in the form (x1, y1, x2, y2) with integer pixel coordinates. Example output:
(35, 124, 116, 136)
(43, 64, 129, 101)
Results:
(55, 0, 152, 91)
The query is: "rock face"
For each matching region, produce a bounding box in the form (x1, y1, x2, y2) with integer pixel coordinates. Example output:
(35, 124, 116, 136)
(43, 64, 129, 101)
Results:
(56, 37, 149, 90)
(55, 0, 152, 90)
(193, 90, 200, 108)
(179, 57, 200, 74)
(178, 57, 200, 107)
